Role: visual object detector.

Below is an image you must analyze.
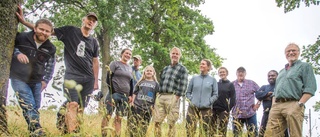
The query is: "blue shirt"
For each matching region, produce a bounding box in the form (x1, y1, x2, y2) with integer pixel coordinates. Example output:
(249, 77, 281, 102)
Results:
(132, 66, 142, 86)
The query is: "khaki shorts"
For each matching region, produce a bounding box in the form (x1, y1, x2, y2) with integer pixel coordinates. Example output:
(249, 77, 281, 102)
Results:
(153, 94, 180, 124)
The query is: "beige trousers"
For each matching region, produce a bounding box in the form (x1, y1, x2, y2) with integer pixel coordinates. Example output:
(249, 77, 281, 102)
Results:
(264, 100, 304, 137)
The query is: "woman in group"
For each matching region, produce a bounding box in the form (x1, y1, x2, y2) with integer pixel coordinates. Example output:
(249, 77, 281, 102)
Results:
(128, 65, 159, 137)
(185, 59, 218, 137)
(101, 48, 133, 137)
(212, 67, 236, 136)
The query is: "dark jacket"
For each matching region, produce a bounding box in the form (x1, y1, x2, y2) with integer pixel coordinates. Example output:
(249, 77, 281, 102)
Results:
(213, 79, 236, 112)
(10, 31, 56, 83)
(255, 84, 275, 112)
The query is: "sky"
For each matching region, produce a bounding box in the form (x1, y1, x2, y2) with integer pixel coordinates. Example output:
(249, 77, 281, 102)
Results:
(6, 1, 320, 136)
(198, 0, 320, 136)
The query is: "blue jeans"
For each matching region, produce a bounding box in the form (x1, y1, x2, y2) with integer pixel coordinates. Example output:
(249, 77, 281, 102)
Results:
(11, 78, 42, 132)
(105, 92, 129, 116)
(233, 113, 258, 137)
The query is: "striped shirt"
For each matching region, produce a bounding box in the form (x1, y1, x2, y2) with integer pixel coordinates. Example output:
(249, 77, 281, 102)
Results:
(232, 79, 260, 118)
(159, 63, 188, 96)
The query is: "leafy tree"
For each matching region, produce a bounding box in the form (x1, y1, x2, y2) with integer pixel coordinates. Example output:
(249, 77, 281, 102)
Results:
(130, 0, 223, 77)
(22, 0, 223, 114)
(276, 0, 320, 13)
(301, 36, 320, 75)
(0, 0, 21, 135)
(301, 37, 320, 112)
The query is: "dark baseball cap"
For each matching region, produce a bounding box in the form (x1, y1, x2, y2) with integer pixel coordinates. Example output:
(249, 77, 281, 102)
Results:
(86, 12, 98, 21)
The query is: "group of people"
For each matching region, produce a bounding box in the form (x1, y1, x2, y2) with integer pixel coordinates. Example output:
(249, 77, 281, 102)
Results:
(6, 4, 317, 137)
(10, 6, 99, 136)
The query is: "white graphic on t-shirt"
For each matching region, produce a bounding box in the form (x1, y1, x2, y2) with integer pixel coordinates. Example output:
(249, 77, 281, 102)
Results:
(137, 91, 154, 102)
(76, 41, 85, 57)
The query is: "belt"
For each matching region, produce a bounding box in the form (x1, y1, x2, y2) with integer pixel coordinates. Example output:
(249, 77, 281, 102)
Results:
(160, 92, 174, 95)
(275, 98, 298, 103)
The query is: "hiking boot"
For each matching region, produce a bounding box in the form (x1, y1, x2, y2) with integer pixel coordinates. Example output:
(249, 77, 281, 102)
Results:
(30, 128, 46, 137)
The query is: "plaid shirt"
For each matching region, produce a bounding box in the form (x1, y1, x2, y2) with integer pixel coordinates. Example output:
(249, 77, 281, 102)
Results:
(43, 55, 56, 83)
(232, 79, 260, 118)
(159, 63, 188, 96)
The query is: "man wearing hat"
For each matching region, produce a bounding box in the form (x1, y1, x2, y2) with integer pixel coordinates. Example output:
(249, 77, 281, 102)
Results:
(132, 55, 142, 86)
(16, 6, 100, 134)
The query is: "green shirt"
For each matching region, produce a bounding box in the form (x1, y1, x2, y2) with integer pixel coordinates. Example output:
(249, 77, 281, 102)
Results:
(274, 60, 317, 100)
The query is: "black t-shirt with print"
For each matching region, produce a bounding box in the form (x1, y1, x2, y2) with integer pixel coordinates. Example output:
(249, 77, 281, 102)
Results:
(133, 80, 159, 111)
(54, 26, 99, 80)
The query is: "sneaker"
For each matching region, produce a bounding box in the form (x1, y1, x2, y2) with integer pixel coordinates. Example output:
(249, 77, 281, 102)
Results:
(56, 113, 67, 134)
(94, 91, 103, 101)
(30, 128, 46, 137)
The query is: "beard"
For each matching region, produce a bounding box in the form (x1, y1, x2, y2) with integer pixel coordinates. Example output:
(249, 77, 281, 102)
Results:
(35, 34, 47, 43)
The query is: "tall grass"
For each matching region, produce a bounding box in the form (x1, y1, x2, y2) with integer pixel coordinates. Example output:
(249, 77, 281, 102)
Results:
(6, 105, 189, 137)
(6, 105, 242, 137)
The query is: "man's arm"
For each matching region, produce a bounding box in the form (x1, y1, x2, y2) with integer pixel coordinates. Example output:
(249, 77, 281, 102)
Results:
(14, 48, 30, 64)
(16, 5, 56, 35)
(299, 63, 317, 103)
(255, 86, 270, 100)
(93, 57, 99, 90)
(16, 5, 34, 29)
(177, 68, 188, 99)
(42, 55, 56, 91)
(299, 93, 312, 104)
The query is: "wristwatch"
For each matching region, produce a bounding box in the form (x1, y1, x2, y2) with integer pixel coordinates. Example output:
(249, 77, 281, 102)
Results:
(257, 101, 261, 105)
(298, 102, 305, 107)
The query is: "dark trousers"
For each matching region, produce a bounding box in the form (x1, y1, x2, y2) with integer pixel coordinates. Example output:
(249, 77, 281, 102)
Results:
(56, 78, 94, 133)
(128, 106, 152, 137)
(186, 106, 213, 137)
(212, 110, 230, 136)
(232, 114, 258, 137)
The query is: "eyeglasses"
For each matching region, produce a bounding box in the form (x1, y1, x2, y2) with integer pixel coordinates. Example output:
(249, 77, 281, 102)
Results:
(286, 49, 299, 53)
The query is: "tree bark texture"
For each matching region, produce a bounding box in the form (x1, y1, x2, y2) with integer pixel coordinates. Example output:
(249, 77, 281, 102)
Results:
(0, 0, 20, 135)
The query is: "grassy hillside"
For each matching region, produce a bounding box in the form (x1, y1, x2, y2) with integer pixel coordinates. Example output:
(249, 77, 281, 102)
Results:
(7, 105, 192, 137)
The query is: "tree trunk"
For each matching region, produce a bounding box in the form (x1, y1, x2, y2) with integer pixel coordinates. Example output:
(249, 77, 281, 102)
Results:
(0, 0, 20, 135)
(97, 28, 111, 110)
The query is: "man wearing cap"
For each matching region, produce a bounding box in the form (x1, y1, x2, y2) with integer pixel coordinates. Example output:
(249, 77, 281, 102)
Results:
(132, 55, 142, 86)
(231, 67, 260, 137)
(264, 43, 317, 136)
(16, 6, 100, 133)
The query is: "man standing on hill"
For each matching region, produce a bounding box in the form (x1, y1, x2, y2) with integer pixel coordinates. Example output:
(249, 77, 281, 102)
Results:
(16, 6, 100, 133)
(255, 70, 289, 137)
(264, 43, 317, 136)
(153, 47, 188, 137)
(232, 67, 260, 137)
(10, 18, 56, 136)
